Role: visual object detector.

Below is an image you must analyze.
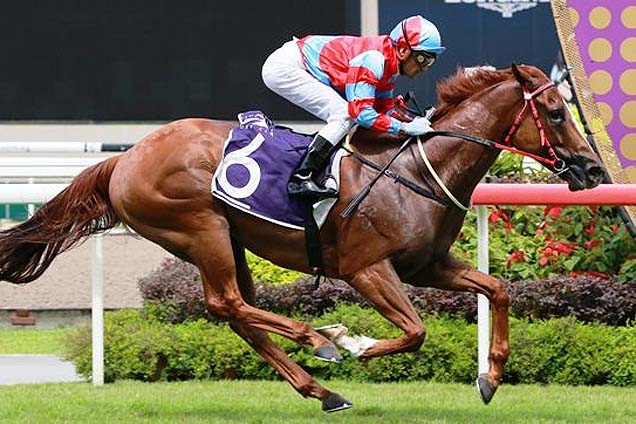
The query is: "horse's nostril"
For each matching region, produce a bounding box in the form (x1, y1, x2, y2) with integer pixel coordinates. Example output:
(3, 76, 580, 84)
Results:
(585, 164, 606, 184)
(589, 165, 605, 177)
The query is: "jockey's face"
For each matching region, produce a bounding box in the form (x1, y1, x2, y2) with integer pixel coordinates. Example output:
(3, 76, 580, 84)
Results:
(396, 46, 431, 79)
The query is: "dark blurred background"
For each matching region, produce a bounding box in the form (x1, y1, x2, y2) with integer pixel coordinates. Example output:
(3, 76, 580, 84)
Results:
(0, 0, 558, 121)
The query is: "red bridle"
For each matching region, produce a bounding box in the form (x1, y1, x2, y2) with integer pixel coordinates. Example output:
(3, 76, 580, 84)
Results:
(497, 81, 565, 171)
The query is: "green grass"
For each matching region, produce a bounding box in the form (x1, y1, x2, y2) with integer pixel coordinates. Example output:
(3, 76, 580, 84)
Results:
(0, 327, 75, 355)
(0, 380, 634, 423)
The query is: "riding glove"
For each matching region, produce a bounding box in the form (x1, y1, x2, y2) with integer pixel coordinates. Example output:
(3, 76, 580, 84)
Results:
(401, 117, 433, 136)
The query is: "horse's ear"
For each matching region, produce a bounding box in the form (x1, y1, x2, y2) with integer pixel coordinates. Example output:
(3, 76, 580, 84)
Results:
(511, 63, 531, 88)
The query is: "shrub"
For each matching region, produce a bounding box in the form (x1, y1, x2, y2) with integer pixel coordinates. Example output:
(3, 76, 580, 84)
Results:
(65, 310, 175, 382)
(138, 254, 305, 324)
(246, 251, 304, 285)
(255, 276, 478, 322)
(137, 257, 205, 323)
(138, 257, 636, 326)
(507, 276, 636, 326)
(65, 306, 636, 386)
(453, 205, 636, 281)
(507, 317, 636, 386)
(255, 276, 635, 326)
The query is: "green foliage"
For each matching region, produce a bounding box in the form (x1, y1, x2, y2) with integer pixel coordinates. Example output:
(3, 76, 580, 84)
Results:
(618, 259, 636, 285)
(488, 152, 525, 178)
(65, 306, 636, 386)
(246, 251, 304, 285)
(487, 151, 552, 183)
(65, 310, 176, 383)
(507, 317, 636, 386)
(453, 205, 636, 281)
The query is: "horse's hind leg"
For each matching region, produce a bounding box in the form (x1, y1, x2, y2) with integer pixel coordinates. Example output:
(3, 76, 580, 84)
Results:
(225, 238, 352, 412)
(229, 237, 340, 361)
(190, 221, 348, 406)
(228, 321, 352, 412)
(190, 224, 335, 355)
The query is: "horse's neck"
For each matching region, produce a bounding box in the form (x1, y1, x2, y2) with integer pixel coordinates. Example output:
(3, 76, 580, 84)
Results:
(421, 82, 517, 203)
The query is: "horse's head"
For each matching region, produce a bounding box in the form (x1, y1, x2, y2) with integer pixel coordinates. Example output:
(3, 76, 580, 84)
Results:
(506, 64, 605, 191)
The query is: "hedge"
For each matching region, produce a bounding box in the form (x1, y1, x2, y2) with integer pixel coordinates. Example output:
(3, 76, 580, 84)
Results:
(65, 305, 636, 386)
(139, 259, 636, 326)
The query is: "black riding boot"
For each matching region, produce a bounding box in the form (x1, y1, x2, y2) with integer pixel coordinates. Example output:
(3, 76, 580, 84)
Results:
(288, 135, 338, 199)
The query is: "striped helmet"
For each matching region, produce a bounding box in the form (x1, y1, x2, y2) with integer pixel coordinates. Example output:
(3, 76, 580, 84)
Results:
(389, 15, 446, 55)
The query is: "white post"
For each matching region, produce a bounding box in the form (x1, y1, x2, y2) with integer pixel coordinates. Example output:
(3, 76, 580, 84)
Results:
(360, 0, 379, 36)
(27, 178, 35, 218)
(91, 234, 104, 386)
(476, 205, 490, 375)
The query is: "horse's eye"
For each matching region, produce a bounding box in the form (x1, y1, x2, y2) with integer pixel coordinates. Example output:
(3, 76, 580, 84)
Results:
(548, 109, 565, 124)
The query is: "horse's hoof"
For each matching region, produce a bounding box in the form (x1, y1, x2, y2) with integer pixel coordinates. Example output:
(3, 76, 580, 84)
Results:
(314, 344, 343, 363)
(322, 392, 353, 413)
(476, 374, 498, 405)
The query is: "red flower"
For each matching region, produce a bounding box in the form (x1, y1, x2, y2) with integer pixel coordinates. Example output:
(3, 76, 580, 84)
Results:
(584, 224, 595, 235)
(553, 242, 575, 255)
(544, 206, 562, 218)
(612, 224, 620, 234)
(584, 239, 601, 249)
(541, 241, 575, 259)
(505, 250, 525, 267)
(539, 255, 550, 266)
(489, 207, 510, 224)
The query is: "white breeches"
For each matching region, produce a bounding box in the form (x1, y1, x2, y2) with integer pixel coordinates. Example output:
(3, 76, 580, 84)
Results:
(261, 39, 354, 145)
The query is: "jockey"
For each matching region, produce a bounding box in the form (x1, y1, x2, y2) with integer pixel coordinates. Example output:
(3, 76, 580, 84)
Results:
(262, 15, 446, 199)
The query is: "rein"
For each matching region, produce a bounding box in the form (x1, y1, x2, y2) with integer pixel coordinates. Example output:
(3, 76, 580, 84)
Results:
(340, 80, 566, 216)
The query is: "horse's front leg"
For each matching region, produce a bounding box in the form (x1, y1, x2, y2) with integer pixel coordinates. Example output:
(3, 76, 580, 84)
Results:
(337, 259, 425, 358)
(425, 264, 510, 404)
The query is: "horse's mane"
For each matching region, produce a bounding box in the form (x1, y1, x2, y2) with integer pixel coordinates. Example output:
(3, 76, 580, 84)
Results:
(433, 66, 513, 120)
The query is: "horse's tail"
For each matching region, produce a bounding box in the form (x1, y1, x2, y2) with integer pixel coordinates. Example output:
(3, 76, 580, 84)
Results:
(0, 156, 121, 284)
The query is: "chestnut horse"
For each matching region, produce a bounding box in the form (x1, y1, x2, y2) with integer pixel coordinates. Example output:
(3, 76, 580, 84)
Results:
(0, 64, 604, 412)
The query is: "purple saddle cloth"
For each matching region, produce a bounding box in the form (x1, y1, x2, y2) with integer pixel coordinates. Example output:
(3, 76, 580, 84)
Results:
(211, 111, 341, 229)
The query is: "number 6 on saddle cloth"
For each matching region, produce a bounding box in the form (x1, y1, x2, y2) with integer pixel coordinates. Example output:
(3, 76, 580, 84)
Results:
(212, 111, 346, 271)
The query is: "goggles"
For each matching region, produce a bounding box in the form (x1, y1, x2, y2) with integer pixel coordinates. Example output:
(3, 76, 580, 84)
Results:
(412, 51, 436, 67)
(401, 21, 437, 67)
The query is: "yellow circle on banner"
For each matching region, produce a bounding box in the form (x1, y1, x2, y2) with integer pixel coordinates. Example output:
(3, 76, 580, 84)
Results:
(590, 70, 613, 95)
(589, 38, 612, 62)
(620, 70, 636, 95)
(590, 7, 612, 29)
(620, 101, 636, 128)
(625, 166, 636, 183)
(597, 102, 613, 126)
(620, 134, 636, 160)
(568, 7, 580, 27)
(621, 38, 636, 62)
(622, 6, 636, 29)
